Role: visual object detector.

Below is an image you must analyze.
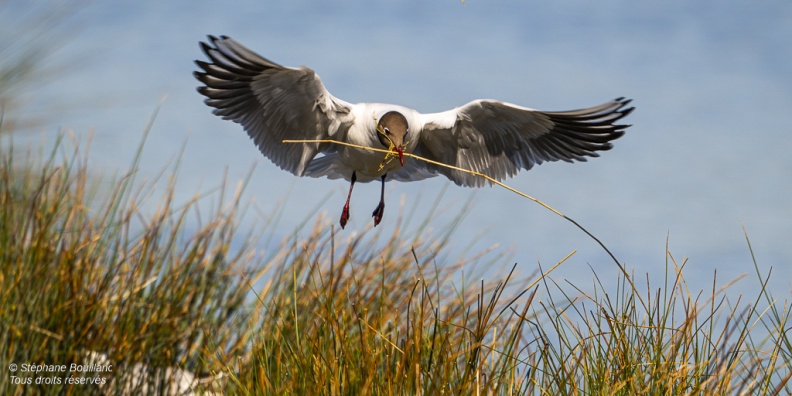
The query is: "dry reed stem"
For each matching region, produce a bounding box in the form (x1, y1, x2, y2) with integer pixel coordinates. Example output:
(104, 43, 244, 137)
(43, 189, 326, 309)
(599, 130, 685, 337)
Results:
(283, 139, 621, 266)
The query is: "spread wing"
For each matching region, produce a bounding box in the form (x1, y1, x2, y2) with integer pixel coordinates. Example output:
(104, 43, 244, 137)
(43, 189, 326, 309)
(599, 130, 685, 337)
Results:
(417, 98, 634, 187)
(194, 35, 354, 176)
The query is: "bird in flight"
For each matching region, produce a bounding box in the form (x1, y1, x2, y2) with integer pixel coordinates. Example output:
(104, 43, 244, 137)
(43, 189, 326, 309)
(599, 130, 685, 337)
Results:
(194, 35, 634, 229)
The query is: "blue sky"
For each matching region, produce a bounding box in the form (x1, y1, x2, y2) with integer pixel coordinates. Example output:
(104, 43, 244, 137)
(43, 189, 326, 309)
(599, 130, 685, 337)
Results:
(5, 0, 791, 294)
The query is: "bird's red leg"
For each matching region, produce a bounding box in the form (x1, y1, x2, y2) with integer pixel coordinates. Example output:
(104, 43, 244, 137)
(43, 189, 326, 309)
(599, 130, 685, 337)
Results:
(340, 172, 356, 229)
(371, 174, 386, 226)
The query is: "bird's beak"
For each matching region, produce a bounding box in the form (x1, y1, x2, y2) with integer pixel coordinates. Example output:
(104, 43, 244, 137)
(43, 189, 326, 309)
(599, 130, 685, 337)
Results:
(396, 146, 404, 167)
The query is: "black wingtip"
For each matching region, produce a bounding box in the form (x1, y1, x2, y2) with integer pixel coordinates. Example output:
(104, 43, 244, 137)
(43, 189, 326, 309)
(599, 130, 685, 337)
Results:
(617, 98, 634, 110)
(620, 106, 635, 118)
(200, 35, 231, 51)
(613, 98, 635, 127)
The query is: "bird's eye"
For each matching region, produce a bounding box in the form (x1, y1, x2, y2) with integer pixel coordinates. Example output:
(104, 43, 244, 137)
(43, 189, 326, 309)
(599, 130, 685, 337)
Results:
(384, 127, 390, 135)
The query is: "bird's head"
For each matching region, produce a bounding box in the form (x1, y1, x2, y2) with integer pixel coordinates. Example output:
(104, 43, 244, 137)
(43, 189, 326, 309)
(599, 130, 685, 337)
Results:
(376, 111, 409, 166)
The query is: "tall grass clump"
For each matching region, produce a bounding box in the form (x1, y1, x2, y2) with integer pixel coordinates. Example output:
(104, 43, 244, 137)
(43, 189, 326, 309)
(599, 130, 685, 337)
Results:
(223, 216, 791, 395)
(525, 245, 791, 395)
(228, 213, 547, 395)
(1, 126, 261, 394)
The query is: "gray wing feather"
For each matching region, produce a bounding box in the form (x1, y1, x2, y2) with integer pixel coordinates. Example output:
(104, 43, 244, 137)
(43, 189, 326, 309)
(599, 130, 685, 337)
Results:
(386, 158, 439, 182)
(194, 35, 353, 176)
(419, 98, 634, 187)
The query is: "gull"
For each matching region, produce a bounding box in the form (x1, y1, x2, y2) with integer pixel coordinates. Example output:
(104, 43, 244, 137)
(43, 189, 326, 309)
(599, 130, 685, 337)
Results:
(194, 35, 634, 229)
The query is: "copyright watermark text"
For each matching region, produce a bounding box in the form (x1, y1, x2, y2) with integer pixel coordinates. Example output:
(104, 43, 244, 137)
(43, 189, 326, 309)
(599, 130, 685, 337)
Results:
(8, 361, 112, 386)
